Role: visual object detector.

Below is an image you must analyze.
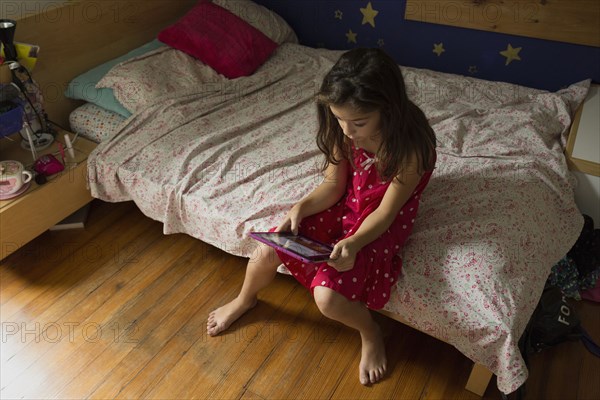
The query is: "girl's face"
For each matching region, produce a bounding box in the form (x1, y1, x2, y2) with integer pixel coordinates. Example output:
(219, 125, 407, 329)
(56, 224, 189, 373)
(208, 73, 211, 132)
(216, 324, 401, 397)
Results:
(329, 103, 381, 146)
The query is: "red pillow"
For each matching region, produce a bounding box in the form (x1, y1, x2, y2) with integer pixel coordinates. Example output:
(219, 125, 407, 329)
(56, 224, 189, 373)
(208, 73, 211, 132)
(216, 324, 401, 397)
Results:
(158, 1, 278, 79)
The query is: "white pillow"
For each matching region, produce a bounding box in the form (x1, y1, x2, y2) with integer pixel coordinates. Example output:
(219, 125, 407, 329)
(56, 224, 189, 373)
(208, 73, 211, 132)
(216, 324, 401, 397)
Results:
(213, 0, 298, 45)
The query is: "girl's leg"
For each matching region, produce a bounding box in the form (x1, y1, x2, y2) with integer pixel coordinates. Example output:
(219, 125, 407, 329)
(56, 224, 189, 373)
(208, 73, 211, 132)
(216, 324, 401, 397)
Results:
(313, 286, 387, 385)
(207, 243, 281, 336)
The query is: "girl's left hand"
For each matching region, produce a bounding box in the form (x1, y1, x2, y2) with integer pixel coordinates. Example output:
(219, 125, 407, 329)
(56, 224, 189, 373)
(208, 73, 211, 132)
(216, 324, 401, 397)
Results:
(327, 238, 360, 272)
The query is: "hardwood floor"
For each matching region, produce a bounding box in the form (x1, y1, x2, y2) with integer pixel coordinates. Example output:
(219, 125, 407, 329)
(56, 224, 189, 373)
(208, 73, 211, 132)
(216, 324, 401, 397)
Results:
(1, 200, 599, 399)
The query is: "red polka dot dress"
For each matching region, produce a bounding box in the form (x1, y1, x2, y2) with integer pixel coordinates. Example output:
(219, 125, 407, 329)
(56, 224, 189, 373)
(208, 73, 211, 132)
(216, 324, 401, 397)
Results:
(274, 146, 435, 310)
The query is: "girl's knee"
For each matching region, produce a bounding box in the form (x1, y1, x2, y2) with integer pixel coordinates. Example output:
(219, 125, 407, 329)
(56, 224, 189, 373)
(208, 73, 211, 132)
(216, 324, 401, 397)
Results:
(313, 286, 345, 318)
(249, 243, 280, 269)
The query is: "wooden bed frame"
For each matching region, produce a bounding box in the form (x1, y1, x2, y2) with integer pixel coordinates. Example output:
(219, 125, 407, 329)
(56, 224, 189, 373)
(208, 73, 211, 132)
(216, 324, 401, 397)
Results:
(12, 0, 196, 129)
(10, 0, 594, 396)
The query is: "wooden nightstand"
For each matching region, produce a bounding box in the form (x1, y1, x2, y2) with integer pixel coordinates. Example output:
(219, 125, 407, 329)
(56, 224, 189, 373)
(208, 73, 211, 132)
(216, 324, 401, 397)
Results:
(566, 83, 600, 225)
(0, 129, 97, 260)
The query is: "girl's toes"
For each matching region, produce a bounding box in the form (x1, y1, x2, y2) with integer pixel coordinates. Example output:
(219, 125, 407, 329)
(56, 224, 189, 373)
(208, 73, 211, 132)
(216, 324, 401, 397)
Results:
(359, 368, 370, 385)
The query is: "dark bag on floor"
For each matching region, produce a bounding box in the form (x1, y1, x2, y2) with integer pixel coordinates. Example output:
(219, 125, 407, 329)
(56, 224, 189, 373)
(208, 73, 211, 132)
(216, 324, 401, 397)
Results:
(519, 285, 600, 357)
(548, 214, 600, 299)
(505, 286, 600, 400)
(568, 214, 600, 277)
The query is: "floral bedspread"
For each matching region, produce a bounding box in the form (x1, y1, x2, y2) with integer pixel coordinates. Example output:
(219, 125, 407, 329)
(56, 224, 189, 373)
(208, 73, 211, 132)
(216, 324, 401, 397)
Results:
(89, 43, 589, 394)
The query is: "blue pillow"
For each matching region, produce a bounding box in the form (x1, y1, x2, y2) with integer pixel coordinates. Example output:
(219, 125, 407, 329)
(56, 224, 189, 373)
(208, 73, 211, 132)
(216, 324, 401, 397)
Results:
(64, 40, 164, 117)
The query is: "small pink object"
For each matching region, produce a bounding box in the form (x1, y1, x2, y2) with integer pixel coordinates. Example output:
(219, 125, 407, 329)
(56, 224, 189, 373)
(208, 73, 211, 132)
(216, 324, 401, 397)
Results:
(34, 154, 64, 176)
(581, 278, 600, 302)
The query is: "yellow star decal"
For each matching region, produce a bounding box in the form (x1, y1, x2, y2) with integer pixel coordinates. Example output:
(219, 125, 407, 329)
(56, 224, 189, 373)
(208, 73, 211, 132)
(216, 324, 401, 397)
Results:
(334, 9, 343, 20)
(346, 29, 358, 44)
(500, 44, 522, 65)
(360, 2, 379, 28)
(433, 43, 445, 56)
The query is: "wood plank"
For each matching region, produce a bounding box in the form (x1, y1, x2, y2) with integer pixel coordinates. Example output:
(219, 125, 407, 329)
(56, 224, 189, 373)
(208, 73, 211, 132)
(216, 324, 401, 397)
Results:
(0, 200, 132, 299)
(240, 389, 267, 400)
(97, 254, 247, 399)
(420, 345, 488, 400)
(237, 290, 341, 399)
(83, 268, 237, 398)
(1, 216, 170, 398)
(1, 202, 155, 322)
(1, 202, 154, 367)
(576, 301, 600, 399)
(31, 230, 183, 397)
(328, 317, 435, 400)
(54, 238, 212, 399)
(44, 236, 200, 398)
(148, 278, 310, 399)
(374, 321, 439, 399)
(404, 0, 600, 47)
(523, 339, 583, 399)
(465, 364, 495, 397)
(284, 319, 363, 400)
(1, 200, 599, 400)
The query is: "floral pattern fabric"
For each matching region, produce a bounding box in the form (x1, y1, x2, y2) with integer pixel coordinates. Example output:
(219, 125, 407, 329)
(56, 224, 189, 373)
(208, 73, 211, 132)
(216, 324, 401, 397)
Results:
(69, 103, 126, 143)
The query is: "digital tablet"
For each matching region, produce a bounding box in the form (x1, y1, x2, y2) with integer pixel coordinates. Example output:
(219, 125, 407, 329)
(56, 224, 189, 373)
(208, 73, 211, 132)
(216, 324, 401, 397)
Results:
(249, 232, 333, 263)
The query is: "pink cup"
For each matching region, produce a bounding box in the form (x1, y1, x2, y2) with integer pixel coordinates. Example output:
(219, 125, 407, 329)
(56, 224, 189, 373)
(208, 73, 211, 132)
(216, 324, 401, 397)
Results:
(0, 160, 33, 196)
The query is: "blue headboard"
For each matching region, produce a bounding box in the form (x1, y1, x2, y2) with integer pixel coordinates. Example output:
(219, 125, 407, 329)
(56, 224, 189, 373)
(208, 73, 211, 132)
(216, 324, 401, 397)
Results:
(255, 0, 599, 92)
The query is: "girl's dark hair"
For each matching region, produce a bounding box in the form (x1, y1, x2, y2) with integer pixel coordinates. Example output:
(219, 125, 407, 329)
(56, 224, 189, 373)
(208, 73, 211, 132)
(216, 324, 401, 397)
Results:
(316, 48, 436, 181)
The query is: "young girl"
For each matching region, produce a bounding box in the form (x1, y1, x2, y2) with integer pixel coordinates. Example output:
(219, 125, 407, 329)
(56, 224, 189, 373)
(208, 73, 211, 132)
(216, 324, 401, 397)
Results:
(207, 48, 436, 385)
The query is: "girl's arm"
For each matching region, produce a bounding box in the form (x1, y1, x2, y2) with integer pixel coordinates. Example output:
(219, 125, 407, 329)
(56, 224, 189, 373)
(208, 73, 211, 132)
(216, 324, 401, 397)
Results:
(328, 159, 422, 271)
(277, 150, 348, 234)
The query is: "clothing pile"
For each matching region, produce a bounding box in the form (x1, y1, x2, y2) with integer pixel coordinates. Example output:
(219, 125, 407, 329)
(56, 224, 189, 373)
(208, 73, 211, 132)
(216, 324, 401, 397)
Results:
(548, 214, 600, 301)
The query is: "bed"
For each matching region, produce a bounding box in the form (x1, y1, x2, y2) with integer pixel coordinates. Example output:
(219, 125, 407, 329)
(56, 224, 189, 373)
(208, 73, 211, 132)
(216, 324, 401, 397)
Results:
(62, 1, 591, 396)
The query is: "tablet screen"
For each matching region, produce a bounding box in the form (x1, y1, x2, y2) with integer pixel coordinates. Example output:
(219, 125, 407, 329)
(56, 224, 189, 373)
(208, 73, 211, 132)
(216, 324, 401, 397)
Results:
(249, 232, 333, 263)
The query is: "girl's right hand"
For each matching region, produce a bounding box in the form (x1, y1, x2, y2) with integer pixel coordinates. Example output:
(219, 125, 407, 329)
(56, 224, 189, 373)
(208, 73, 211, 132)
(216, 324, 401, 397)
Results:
(276, 203, 304, 234)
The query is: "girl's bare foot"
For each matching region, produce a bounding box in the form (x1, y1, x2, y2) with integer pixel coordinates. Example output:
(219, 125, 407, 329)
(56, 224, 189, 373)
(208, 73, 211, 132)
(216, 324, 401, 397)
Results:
(359, 324, 387, 385)
(207, 297, 257, 336)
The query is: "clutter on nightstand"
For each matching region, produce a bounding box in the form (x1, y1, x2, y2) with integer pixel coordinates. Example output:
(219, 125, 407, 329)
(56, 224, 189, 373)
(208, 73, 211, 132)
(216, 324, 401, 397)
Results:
(1, 18, 54, 153)
(1, 16, 99, 259)
(33, 154, 64, 176)
(0, 159, 32, 199)
(0, 96, 23, 138)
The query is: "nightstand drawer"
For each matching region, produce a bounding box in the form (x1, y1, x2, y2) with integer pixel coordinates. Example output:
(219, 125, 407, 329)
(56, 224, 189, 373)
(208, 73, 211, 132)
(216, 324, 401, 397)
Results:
(0, 132, 97, 260)
(0, 160, 92, 258)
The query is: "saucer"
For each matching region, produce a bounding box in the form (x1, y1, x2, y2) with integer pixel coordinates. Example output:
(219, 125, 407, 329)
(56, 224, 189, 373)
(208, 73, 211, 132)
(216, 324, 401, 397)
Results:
(0, 181, 31, 200)
(21, 133, 54, 151)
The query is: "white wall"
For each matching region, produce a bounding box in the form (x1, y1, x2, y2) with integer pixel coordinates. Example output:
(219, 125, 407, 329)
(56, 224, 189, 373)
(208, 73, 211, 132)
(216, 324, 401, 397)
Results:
(573, 171, 600, 227)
